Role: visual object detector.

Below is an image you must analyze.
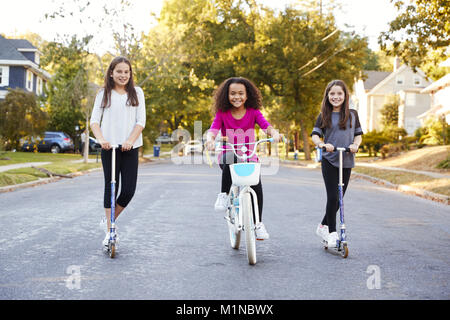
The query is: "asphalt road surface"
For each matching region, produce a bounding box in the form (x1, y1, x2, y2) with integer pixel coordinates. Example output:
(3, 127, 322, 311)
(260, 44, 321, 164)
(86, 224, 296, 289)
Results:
(0, 156, 449, 300)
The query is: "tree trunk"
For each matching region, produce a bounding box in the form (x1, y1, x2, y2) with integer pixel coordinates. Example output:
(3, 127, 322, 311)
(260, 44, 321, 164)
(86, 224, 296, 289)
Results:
(294, 131, 299, 151)
(299, 119, 311, 160)
(83, 111, 90, 163)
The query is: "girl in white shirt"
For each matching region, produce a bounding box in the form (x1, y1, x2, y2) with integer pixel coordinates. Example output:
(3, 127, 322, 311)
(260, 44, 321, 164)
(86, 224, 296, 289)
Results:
(90, 56, 146, 248)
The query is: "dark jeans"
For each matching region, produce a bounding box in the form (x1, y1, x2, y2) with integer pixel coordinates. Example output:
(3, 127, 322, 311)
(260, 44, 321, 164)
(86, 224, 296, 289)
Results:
(321, 158, 352, 233)
(101, 147, 139, 208)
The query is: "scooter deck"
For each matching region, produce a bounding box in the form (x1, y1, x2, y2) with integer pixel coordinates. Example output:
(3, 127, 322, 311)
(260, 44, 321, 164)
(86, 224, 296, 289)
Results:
(322, 239, 348, 258)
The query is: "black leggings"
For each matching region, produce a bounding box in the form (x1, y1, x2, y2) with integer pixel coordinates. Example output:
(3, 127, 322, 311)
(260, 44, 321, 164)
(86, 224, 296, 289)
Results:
(321, 158, 352, 233)
(101, 147, 139, 208)
(219, 163, 263, 222)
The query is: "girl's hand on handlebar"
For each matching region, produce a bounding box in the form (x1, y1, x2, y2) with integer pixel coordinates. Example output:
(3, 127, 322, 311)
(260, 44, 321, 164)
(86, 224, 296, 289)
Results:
(323, 143, 334, 152)
(122, 141, 133, 152)
(205, 140, 215, 151)
(271, 132, 282, 143)
(99, 139, 111, 150)
(348, 143, 359, 153)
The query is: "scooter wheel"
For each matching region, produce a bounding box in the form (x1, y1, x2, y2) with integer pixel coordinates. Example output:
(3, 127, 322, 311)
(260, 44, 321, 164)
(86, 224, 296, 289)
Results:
(341, 245, 348, 258)
(109, 244, 116, 258)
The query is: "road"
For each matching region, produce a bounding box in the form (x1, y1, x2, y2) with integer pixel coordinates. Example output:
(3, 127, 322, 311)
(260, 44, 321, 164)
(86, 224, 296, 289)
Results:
(0, 156, 449, 300)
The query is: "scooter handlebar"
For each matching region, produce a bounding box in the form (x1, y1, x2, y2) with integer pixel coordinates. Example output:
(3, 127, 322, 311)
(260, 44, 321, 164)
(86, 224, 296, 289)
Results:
(321, 146, 351, 152)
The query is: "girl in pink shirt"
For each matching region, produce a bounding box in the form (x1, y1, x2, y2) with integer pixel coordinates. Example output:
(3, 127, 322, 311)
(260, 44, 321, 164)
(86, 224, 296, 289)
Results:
(206, 77, 280, 240)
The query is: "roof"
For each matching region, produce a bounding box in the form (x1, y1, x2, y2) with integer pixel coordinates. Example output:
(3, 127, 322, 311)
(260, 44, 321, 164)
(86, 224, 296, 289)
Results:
(362, 70, 391, 90)
(7, 39, 36, 50)
(421, 73, 450, 93)
(0, 35, 29, 61)
(0, 35, 50, 80)
(368, 64, 429, 96)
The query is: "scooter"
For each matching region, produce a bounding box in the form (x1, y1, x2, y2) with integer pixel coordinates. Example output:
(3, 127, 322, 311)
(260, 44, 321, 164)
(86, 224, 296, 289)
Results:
(318, 146, 350, 259)
(105, 145, 120, 258)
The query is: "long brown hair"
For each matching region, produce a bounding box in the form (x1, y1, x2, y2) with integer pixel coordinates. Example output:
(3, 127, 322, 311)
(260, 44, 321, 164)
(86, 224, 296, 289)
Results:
(212, 77, 263, 114)
(320, 79, 352, 130)
(101, 56, 138, 108)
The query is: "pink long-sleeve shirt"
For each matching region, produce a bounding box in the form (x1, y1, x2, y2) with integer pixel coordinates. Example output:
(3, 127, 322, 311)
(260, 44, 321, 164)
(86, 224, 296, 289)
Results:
(209, 108, 271, 162)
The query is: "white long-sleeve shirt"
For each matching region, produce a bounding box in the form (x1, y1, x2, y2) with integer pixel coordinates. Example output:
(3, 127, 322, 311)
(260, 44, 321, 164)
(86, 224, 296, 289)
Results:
(90, 87, 146, 149)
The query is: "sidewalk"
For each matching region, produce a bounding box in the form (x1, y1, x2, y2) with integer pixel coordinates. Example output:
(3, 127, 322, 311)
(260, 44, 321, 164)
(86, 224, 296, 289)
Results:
(355, 162, 449, 179)
(280, 158, 449, 205)
(0, 162, 51, 172)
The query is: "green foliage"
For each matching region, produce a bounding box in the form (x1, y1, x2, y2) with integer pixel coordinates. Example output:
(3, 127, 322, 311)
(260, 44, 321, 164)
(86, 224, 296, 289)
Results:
(380, 95, 400, 128)
(359, 130, 390, 157)
(41, 35, 92, 139)
(416, 116, 449, 145)
(0, 89, 47, 150)
(436, 156, 450, 169)
(379, 0, 450, 71)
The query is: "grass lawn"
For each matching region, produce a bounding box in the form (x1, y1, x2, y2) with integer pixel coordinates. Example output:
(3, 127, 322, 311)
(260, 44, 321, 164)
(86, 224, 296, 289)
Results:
(0, 153, 101, 187)
(353, 166, 450, 196)
(0, 151, 99, 165)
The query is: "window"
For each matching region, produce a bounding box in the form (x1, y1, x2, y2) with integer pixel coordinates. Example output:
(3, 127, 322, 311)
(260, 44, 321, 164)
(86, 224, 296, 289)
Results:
(414, 77, 421, 86)
(0, 66, 9, 86)
(26, 70, 33, 91)
(37, 77, 43, 95)
(396, 75, 404, 85)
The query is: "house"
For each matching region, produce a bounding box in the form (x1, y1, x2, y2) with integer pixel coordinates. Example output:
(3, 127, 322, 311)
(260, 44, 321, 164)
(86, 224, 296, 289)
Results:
(0, 35, 51, 100)
(418, 61, 450, 125)
(352, 60, 432, 135)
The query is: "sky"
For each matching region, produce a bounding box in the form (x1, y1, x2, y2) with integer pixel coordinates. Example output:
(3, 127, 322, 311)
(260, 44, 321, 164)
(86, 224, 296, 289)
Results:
(1, 0, 398, 53)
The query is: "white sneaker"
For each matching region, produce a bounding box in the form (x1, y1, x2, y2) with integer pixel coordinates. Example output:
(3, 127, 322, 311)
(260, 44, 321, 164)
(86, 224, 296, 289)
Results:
(214, 192, 228, 211)
(316, 223, 329, 241)
(102, 232, 111, 247)
(102, 227, 119, 247)
(327, 232, 339, 247)
(255, 222, 269, 240)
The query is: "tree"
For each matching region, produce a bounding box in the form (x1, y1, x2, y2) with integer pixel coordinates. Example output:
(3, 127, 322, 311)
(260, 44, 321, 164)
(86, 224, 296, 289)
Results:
(0, 89, 47, 150)
(380, 95, 400, 128)
(379, 0, 450, 71)
(41, 35, 91, 141)
(231, 5, 369, 159)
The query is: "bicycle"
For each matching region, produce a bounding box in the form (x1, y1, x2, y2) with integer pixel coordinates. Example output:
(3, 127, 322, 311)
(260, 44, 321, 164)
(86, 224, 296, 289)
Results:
(215, 137, 278, 265)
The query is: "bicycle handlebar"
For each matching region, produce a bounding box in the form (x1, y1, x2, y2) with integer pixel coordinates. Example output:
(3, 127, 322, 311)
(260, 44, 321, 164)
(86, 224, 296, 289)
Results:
(216, 138, 277, 160)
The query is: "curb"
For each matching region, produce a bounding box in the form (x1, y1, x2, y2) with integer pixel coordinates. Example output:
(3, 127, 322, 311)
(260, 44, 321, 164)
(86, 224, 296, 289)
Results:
(0, 167, 102, 193)
(0, 157, 173, 194)
(351, 172, 449, 205)
(280, 160, 449, 205)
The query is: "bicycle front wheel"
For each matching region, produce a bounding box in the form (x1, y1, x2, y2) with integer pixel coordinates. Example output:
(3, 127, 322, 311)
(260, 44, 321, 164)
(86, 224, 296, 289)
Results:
(242, 192, 256, 265)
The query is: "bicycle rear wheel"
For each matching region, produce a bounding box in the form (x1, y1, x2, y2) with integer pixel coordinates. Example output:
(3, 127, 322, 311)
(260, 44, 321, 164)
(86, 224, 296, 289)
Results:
(242, 192, 256, 265)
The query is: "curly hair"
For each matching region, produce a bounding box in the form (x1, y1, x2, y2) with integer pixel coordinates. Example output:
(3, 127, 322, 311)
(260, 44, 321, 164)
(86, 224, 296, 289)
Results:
(212, 77, 263, 113)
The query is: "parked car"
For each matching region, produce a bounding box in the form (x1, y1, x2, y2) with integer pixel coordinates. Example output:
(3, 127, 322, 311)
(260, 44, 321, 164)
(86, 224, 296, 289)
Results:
(156, 133, 172, 144)
(184, 139, 203, 155)
(79, 137, 101, 155)
(21, 131, 74, 153)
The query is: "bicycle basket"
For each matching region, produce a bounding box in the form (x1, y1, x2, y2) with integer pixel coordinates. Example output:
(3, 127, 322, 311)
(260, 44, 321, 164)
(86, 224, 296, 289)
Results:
(230, 163, 261, 186)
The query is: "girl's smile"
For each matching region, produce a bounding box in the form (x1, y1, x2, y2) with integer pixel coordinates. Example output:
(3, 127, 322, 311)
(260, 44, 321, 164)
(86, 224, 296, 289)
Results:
(328, 85, 345, 110)
(111, 62, 131, 88)
(228, 83, 247, 109)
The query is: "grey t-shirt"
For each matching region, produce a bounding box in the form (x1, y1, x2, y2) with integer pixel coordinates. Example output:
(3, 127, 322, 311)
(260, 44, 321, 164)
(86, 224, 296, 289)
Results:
(311, 110, 363, 168)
